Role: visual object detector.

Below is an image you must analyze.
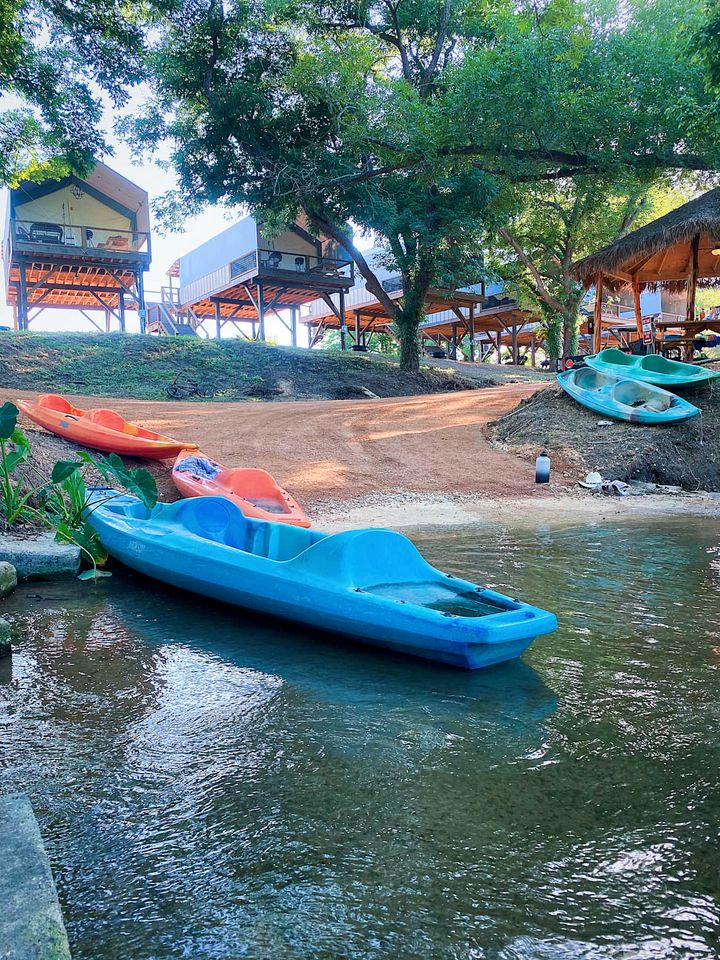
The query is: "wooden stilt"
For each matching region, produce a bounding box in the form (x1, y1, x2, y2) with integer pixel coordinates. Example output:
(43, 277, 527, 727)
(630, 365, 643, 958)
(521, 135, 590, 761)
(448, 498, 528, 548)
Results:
(593, 274, 604, 353)
(339, 290, 347, 350)
(257, 283, 266, 341)
(632, 274, 643, 341)
(118, 292, 126, 333)
(18, 261, 28, 330)
(469, 305, 475, 361)
(214, 301, 222, 339)
(530, 333, 536, 367)
(291, 308, 297, 347)
(685, 234, 699, 360)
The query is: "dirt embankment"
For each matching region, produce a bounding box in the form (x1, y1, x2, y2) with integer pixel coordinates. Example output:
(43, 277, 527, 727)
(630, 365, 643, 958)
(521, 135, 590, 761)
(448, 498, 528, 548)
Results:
(492, 382, 720, 492)
(0, 332, 487, 402)
(2, 384, 549, 509)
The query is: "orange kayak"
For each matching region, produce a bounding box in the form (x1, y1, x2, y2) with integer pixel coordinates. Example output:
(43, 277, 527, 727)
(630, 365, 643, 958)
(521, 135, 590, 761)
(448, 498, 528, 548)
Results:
(172, 449, 311, 527)
(17, 394, 198, 460)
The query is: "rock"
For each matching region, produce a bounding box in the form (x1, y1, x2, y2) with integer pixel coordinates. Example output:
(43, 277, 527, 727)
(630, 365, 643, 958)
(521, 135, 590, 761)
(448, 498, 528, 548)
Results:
(0, 560, 17, 598)
(0, 794, 72, 960)
(0, 616, 10, 657)
(0, 533, 81, 581)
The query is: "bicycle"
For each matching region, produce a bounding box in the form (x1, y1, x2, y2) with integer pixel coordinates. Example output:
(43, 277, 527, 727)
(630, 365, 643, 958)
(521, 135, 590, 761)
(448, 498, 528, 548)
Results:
(166, 375, 215, 399)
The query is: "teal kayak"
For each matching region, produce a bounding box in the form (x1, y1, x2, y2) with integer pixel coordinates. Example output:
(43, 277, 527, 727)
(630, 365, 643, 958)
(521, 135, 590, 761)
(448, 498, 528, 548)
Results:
(584, 348, 718, 387)
(87, 493, 557, 669)
(557, 367, 700, 424)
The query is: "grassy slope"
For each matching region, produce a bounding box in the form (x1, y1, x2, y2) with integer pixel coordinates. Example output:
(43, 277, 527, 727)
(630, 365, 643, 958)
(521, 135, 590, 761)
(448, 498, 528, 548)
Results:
(0, 332, 488, 402)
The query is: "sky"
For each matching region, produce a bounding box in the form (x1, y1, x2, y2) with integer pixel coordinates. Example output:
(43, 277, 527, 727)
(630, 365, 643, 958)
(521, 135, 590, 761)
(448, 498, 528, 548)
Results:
(0, 95, 373, 343)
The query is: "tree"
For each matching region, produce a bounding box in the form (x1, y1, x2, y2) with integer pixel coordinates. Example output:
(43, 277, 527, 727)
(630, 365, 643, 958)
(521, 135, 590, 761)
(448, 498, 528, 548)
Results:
(0, 0, 148, 184)
(486, 176, 693, 359)
(130, 0, 720, 369)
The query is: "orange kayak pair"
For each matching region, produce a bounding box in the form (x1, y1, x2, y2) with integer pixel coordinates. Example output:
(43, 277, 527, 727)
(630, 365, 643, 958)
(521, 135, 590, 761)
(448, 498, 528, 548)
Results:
(172, 449, 311, 527)
(17, 394, 197, 460)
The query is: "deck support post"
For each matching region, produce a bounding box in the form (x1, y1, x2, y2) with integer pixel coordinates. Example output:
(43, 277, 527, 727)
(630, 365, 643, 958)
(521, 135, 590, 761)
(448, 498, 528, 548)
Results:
(214, 301, 222, 339)
(307, 322, 313, 348)
(496, 331, 502, 362)
(257, 282, 266, 341)
(531, 333, 536, 367)
(593, 274, 604, 353)
(469, 305, 475, 361)
(632, 273, 643, 342)
(137, 270, 147, 334)
(290, 307, 297, 347)
(685, 233, 699, 360)
(17, 261, 28, 330)
(118, 292, 126, 333)
(339, 290, 347, 350)
(511, 323, 518, 365)
(354, 310, 361, 346)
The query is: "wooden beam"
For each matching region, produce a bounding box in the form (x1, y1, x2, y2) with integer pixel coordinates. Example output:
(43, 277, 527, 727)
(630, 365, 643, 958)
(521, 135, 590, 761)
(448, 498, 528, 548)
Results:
(632, 273, 643, 340)
(685, 234, 700, 360)
(593, 274, 604, 353)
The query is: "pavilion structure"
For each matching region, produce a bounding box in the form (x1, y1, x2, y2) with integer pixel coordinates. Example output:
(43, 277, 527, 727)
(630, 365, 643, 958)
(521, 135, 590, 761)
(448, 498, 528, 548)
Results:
(418, 295, 543, 364)
(3, 162, 151, 332)
(301, 278, 487, 356)
(570, 188, 720, 357)
(176, 217, 354, 343)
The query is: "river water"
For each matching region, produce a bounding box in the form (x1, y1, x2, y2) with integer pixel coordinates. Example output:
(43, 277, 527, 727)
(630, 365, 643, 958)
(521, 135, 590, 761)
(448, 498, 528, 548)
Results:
(1, 517, 719, 959)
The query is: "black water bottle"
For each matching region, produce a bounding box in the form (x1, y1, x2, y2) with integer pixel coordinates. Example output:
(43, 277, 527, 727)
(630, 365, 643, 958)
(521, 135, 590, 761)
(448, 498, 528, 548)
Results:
(535, 449, 550, 484)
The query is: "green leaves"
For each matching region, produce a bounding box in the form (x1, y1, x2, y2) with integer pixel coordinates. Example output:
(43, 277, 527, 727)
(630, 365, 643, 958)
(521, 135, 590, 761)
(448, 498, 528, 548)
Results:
(51, 460, 80, 484)
(0, 402, 18, 440)
(98, 453, 158, 510)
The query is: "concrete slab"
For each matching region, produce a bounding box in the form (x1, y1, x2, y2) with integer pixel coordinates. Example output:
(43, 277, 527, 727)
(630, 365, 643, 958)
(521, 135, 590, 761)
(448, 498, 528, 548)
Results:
(0, 536, 80, 581)
(0, 794, 71, 959)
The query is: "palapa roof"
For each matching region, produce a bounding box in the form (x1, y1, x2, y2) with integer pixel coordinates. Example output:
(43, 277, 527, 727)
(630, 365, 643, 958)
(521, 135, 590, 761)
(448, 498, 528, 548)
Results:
(570, 188, 720, 293)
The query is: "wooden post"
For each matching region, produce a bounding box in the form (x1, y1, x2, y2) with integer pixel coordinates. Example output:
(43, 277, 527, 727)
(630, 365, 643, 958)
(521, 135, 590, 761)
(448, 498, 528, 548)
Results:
(256, 283, 266, 341)
(307, 322, 313, 348)
(118, 292, 126, 333)
(632, 274, 643, 341)
(469, 305, 475, 361)
(136, 270, 147, 335)
(214, 301, 222, 339)
(530, 332, 536, 367)
(496, 331, 502, 362)
(354, 310, 361, 346)
(511, 322, 518, 365)
(339, 290, 347, 350)
(291, 307, 297, 347)
(593, 274, 604, 353)
(685, 233, 699, 361)
(17, 261, 28, 330)
(105, 310, 110, 333)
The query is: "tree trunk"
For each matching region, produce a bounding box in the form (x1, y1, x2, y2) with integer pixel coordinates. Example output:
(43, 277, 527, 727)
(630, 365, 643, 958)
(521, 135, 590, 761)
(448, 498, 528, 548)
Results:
(395, 271, 430, 372)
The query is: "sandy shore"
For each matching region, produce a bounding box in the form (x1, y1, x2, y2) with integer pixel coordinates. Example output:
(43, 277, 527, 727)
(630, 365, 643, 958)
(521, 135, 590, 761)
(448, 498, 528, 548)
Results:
(4, 385, 718, 531)
(312, 491, 720, 530)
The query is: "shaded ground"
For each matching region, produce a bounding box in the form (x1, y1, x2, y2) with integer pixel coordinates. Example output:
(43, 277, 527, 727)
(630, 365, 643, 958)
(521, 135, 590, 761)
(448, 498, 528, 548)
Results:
(492, 381, 720, 491)
(2, 384, 550, 509)
(0, 332, 485, 402)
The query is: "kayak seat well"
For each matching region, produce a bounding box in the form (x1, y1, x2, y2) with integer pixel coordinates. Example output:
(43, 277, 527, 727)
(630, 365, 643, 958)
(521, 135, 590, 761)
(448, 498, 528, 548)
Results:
(86, 409, 158, 439)
(600, 349, 634, 366)
(160, 497, 320, 558)
(573, 368, 610, 391)
(37, 393, 76, 414)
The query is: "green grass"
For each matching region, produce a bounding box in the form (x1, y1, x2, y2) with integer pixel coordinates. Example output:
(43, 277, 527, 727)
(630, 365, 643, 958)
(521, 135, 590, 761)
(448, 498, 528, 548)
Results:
(0, 332, 484, 402)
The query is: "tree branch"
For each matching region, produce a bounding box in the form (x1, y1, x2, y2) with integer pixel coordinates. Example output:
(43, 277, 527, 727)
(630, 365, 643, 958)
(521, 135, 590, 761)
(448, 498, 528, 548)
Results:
(498, 227, 567, 315)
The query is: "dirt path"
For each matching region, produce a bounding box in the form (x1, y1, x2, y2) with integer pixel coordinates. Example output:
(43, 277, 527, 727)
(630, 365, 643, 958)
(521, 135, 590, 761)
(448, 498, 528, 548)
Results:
(2, 384, 553, 507)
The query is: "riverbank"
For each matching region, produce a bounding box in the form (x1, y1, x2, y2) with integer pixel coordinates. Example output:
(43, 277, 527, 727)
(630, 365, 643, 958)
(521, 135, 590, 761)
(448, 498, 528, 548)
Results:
(311, 490, 720, 530)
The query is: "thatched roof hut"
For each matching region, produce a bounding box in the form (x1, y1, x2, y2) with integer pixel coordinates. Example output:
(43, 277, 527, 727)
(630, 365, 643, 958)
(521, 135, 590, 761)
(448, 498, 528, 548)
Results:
(570, 188, 720, 354)
(571, 188, 720, 292)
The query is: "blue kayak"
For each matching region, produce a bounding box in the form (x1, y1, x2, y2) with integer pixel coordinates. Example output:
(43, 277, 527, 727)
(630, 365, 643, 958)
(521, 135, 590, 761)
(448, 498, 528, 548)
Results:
(87, 493, 557, 669)
(558, 367, 700, 424)
(584, 348, 718, 387)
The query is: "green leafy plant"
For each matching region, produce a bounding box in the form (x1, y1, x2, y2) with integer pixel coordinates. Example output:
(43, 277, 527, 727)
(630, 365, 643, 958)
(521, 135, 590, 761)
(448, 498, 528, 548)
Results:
(0, 401, 33, 524)
(0, 401, 158, 577)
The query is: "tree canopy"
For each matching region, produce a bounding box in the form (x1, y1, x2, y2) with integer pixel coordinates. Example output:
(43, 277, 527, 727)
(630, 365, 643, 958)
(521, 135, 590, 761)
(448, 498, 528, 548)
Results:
(0, 0, 148, 184)
(124, 0, 720, 367)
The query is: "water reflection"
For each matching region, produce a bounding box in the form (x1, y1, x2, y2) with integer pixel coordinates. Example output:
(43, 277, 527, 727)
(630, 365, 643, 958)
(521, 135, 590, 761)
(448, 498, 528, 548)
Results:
(0, 517, 719, 959)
